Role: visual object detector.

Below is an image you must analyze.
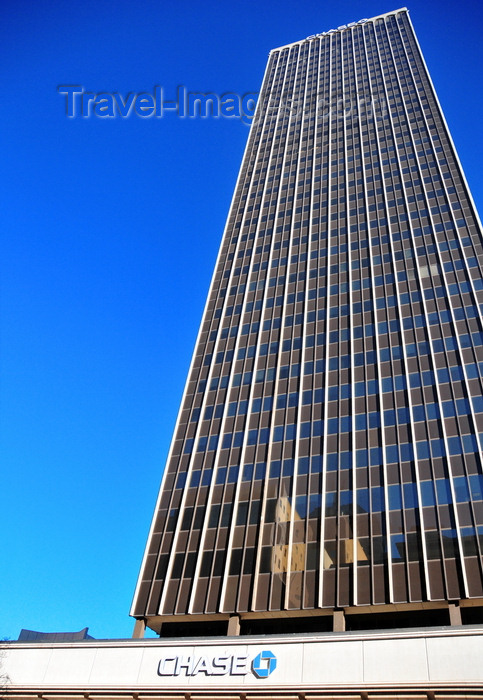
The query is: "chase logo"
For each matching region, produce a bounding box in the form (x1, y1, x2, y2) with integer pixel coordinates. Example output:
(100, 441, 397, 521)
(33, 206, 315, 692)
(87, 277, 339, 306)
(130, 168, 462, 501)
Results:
(251, 650, 277, 678)
(157, 650, 278, 679)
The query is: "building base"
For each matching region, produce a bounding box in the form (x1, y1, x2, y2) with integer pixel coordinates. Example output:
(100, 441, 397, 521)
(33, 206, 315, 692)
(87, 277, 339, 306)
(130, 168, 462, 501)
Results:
(4, 625, 483, 698)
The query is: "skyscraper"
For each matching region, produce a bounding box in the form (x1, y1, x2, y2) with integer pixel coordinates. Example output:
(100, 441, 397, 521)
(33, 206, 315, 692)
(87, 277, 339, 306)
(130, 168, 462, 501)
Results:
(131, 7, 483, 637)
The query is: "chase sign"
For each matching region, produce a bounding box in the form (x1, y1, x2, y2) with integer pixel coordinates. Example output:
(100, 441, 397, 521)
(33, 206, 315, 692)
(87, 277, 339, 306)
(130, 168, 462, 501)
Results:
(158, 650, 277, 679)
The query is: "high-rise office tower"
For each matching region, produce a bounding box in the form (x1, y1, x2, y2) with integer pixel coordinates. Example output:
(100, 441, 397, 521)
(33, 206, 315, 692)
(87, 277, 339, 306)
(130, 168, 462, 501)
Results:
(131, 8, 483, 637)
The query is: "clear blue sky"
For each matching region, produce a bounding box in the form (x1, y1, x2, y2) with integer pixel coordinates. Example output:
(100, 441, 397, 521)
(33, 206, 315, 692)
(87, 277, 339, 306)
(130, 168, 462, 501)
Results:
(2, 0, 482, 640)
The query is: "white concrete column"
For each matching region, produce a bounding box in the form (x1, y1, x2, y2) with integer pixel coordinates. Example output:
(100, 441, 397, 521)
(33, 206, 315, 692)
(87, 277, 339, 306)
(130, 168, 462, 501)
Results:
(333, 610, 346, 632)
(132, 618, 146, 639)
(227, 614, 241, 636)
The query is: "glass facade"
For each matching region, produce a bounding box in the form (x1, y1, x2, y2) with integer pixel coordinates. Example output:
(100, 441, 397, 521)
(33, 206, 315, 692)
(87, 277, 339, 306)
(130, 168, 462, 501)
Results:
(131, 8, 483, 632)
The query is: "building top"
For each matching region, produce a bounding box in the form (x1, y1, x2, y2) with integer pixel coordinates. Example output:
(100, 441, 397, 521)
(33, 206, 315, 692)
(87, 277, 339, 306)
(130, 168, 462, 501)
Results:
(17, 627, 94, 642)
(270, 8, 409, 52)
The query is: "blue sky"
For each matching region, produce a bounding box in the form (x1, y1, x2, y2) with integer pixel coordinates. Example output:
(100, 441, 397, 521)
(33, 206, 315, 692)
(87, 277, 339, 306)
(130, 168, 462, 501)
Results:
(2, 0, 482, 640)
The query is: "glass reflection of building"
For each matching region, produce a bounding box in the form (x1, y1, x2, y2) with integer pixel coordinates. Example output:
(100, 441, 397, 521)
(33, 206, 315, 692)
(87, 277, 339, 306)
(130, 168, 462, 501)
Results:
(131, 8, 483, 636)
